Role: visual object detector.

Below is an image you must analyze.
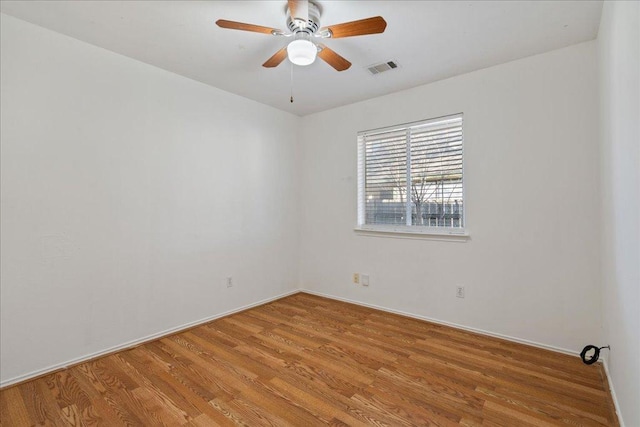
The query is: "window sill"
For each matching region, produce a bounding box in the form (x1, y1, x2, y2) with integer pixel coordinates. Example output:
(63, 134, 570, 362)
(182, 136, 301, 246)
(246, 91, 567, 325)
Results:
(354, 226, 470, 242)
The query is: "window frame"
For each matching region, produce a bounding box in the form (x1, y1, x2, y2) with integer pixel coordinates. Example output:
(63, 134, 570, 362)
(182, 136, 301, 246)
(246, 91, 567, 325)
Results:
(355, 113, 468, 240)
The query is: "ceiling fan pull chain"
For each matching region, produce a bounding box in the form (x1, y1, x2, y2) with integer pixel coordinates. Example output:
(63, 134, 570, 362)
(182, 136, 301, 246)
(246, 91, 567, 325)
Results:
(290, 62, 294, 103)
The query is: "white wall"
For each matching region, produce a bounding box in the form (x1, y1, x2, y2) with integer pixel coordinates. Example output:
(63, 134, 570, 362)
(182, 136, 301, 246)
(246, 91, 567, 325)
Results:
(0, 14, 300, 385)
(598, 2, 640, 425)
(299, 41, 601, 353)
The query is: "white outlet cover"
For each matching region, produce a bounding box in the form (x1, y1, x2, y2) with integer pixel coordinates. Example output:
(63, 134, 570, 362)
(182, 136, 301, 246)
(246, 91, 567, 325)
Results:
(361, 274, 370, 286)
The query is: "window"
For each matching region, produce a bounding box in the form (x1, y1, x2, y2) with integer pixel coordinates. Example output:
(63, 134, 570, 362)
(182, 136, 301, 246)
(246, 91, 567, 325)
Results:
(357, 113, 464, 235)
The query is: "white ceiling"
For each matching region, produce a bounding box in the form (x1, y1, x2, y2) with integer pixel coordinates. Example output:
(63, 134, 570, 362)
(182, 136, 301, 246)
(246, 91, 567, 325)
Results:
(0, 1, 602, 116)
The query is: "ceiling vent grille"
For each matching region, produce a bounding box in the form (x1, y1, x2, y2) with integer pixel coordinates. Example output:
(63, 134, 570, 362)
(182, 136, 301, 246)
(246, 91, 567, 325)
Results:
(367, 60, 399, 75)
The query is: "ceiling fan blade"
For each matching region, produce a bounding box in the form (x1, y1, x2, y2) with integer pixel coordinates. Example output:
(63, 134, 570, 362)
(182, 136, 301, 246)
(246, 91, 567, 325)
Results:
(317, 44, 351, 71)
(288, 0, 309, 23)
(216, 19, 278, 35)
(320, 16, 387, 38)
(262, 47, 288, 68)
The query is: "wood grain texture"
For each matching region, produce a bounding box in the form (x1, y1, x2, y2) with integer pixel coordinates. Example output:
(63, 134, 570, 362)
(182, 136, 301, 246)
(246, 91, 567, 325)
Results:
(215, 20, 277, 35)
(321, 16, 387, 38)
(0, 293, 619, 426)
(262, 47, 288, 68)
(317, 45, 351, 72)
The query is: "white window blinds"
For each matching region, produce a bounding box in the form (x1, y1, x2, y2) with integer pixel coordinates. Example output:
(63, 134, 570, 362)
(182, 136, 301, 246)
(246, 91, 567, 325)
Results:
(357, 114, 464, 231)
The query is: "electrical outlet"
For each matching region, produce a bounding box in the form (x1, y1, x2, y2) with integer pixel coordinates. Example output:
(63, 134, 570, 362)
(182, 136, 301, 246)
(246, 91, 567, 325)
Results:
(353, 273, 360, 284)
(456, 286, 465, 298)
(361, 274, 370, 286)
(226, 276, 233, 288)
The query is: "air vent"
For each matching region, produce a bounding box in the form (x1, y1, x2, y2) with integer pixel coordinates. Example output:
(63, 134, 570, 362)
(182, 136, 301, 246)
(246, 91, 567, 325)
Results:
(367, 60, 399, 75)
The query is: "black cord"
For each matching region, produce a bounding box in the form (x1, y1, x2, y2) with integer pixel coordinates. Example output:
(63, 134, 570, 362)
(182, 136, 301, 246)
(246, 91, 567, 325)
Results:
(580, 345, 610, 365)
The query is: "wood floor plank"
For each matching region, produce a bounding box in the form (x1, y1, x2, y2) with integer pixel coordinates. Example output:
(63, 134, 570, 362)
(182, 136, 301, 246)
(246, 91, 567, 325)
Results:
(19, 381, 66, 425)
(0, 387, 31, 426)
(44, 371, 91, 412)
(0, 293, 620, 426)
(74, 361, 151, 426)
(59, 404, 85, 427)
(67, 365, 135, 425)
(165, 333, 326, 425)
(115, 349, 201, 420)
(184, 413, 223, 427)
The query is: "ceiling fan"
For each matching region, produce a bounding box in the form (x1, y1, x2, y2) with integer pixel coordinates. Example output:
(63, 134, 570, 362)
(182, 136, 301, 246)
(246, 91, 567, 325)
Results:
(216, 0, 387, 71)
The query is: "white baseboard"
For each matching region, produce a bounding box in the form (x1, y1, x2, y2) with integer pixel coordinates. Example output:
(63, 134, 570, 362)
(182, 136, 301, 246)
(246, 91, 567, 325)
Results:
(300, 289, 579, 357)
(601, 356, 626, 427)
(0, 289, 299, 389)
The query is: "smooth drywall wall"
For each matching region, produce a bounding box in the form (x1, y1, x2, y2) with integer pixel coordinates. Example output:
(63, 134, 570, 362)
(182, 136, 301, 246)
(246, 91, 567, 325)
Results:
(0, 14, 299, 384)
(299, 41, 601, 353)
(598, 1, 640, 425)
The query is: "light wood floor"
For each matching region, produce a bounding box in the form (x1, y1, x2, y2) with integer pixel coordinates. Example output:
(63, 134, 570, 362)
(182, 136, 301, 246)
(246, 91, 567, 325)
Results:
(0, 293, 618, 426)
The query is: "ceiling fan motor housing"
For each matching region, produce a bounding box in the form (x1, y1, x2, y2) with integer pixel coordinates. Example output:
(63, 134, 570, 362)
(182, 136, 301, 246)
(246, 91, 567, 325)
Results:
(287, 1, 321, 35)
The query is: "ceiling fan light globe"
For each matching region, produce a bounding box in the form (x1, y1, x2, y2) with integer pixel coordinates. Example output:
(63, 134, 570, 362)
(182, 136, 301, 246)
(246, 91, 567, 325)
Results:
(287, 39, 317, 66)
